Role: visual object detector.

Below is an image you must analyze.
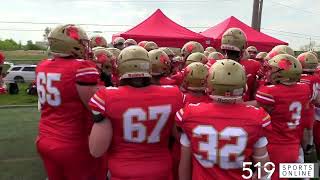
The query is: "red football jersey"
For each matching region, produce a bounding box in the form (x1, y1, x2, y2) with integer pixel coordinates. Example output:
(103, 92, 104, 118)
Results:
(300, 74, 320, 127)
(240, 59, 261, 101)
(176, 102, 270, 180)
(170, 70, 184, 86)
(183, 92, 211, 105)
(89, 85, 184, 179)
(36, 58, 99, 145)
(159, 76, 177, 85)
(256, 83, 313, 145)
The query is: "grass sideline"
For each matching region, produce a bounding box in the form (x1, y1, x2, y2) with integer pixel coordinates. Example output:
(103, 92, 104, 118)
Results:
(0, 107, 45, 180)
(0, 83, 38, 106)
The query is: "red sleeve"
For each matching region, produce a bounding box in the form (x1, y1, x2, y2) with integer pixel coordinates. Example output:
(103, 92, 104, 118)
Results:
(175, 108, 186, 128)
(89, 88, 106, 115)
(75, 61, 99, 84)
(255, 86, 275, 105)
(258, 107, 271, 130)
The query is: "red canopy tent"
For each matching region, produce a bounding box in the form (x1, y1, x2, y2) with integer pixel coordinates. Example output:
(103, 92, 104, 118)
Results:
(200, 16, 288, 52)
(112, 9, 213, 48)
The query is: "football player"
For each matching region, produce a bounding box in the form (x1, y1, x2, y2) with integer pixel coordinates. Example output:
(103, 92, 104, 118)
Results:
(36, 24, 104, 180)
(113, 37, 125, 50)
(256, 54, 316, 179)
(149, 49, 177, 85)
(177, 59, 271, 180)
(159, 47, 175, 62)
(170, 41, 204, 86)
(181, 62, 210, 105)
(205, 52, 224, 68)
(144, 41, 159, 51)
(221, 28, 261, 101)
(88, 45, 184, 180)
(205, 46, 216, 53)
(138, 40, 148, 47)
(255, 52, 268, 64)
(298, 52, 320, 157)
(124, 38, 137, 47)
(92, 47, 116, 87)
(106, 47, 121, 86)
(90, 35, 108, 48)
(247, 46, 258, 59)
(185, 52, 208, 67)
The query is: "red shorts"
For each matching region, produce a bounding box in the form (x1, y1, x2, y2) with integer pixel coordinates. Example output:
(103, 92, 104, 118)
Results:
(314, 121, 320, 152)
(36, 136, 105, 180)
(171, 141, 180, 180)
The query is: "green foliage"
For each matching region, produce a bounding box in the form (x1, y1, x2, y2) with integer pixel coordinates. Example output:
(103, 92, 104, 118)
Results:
(0, 39, 45, 51)
(25, 40, 43, 50)
(0, 39, 20, 50)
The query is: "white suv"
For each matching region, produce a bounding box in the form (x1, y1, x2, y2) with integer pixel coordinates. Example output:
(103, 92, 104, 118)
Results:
(4, 64, 37, 83)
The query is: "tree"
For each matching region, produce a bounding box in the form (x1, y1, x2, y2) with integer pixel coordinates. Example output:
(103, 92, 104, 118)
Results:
(0, 39, 20, 50)
(43, 27, 51, 41)
(25, 40, 43, 50)
(299, 40, 317, 51)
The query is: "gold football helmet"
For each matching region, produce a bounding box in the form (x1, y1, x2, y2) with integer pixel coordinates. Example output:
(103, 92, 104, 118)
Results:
(297, 52, 318, 72)
(267, 54, 302, 85)
(48, 24, 90, 59)
(148, 49, 171, 76)
(185, 52, 208, 66)
(221, 28, 247, 52)
(117, 45, 151, 79)
(182, 62, 208, 91)
(207, 59, 246, 98)
(181, 41, 204, 60)
(90, 35, 107, 48)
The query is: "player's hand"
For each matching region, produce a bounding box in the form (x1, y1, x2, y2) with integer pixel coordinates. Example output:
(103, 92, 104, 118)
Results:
(304, 144, 314, 155)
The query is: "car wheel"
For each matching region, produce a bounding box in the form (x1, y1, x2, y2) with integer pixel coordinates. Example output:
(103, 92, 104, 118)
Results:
(14, 76, 25, 83)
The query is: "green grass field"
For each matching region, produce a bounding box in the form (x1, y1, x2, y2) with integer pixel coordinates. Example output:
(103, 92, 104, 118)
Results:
(3, 50, 48, 65)
(0, 83, 38, 106)
(0, 107, 45, 180)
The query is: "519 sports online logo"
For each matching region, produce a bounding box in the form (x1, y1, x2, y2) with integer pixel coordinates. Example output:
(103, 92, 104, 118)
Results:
(242, 162, 319, 179)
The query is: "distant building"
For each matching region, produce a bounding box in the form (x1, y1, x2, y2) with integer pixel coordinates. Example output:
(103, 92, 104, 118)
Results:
(35, 41, 48, 49)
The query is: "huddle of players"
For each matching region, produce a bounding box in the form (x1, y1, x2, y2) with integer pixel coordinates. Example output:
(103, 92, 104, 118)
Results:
(35, 24, 320, 180)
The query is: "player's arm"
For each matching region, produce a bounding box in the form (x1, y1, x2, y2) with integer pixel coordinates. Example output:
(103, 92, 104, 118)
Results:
(89, 115, 113, 158)
(179, 133, 192, 180)
(255, 88, 275, 114)
(252, 142, 271, 179)
(75, 63, 100, 109)
(76, 85, 99, 109)
(88, 89, 112, 158)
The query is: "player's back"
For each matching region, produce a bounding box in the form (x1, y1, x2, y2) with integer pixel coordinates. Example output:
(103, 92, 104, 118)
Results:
(103, 85, 183, 179)
(177, 102, 270, 180)
(256, 83, 311, 144)
(36, 58, 98, 145)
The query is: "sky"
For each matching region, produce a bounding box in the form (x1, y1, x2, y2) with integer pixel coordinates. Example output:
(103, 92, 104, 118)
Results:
(0, 0, 319, 50)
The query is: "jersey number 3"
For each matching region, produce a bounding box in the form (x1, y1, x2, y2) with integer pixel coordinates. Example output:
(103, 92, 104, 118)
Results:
(123, 105, 172, 143)
(37, 72, 61, 106)
(288, 101, 302, 129)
